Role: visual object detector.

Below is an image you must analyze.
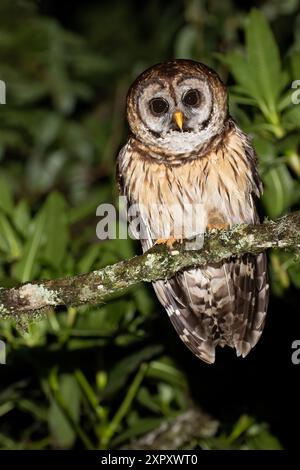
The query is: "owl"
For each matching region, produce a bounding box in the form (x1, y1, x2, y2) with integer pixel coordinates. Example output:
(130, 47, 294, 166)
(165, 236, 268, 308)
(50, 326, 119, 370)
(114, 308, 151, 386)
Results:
(117, 59, 269, 364)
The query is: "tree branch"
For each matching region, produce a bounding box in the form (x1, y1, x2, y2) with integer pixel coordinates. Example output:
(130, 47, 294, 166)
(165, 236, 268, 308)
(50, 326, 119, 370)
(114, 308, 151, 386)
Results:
(1, 211, 300, 320)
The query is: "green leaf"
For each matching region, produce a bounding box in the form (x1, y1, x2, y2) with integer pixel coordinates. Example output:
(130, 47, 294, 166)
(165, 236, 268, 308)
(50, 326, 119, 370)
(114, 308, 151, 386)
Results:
(221, 52, 256, 102)
(74, 300, 135, 335)
(146, 359, 187, 388)
(42, 192, 69, 269)
(227, 415, 254, 444)
(174, 25, 197, 59)
(103, 345, 163, 398)
(288, 261, 300, 288)
(244, 426, 282, 450)
(101, 364, 148, 448)
(34, 113, 61, 151)
(21, 319, 49, 347)
(222, 9, 284, 125)
(77, 244, 100, 273)
(262, 164, 295, 218)
(12, 207, 47, 282)
(282, 105, 300, 130)
(17, 399, 48, 422)
(0, 174, 13, 214)
(68, 187, 111, 224)
(0, 212, 22, 259)
(290, 52, 300, 80)
(270, 252, 290, 295)
(132, 286, 154, 316)
(136, 386, 162, 413)
(111, 417, 164, 447)
(13, 200, 31, 237)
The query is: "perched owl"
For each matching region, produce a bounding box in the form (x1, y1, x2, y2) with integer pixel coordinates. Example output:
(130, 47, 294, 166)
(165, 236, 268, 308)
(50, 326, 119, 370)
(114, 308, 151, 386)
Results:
(117, 59, 269, 364)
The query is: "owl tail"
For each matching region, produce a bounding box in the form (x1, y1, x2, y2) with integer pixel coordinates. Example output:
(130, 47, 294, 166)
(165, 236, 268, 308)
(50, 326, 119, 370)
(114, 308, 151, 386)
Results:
(153, 252, 269, 364)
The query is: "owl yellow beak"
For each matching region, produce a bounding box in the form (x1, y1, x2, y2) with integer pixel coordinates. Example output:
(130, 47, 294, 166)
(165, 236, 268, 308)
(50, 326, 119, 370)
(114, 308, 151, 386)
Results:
(173, 111, 184, 131)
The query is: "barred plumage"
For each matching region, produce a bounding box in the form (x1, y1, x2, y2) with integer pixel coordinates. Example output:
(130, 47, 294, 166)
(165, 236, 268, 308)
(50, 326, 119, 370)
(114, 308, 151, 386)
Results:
(117, 60, 269, 363)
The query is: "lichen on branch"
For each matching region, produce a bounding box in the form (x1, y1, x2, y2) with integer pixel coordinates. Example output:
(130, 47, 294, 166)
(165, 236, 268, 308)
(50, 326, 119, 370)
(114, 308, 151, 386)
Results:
(1, 211, 300, 320)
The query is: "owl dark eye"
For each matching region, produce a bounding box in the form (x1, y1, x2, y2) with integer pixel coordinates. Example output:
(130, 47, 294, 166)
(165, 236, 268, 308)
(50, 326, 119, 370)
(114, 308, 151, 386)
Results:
(149, 97, 169, 116)
(182, 89, 201, 107)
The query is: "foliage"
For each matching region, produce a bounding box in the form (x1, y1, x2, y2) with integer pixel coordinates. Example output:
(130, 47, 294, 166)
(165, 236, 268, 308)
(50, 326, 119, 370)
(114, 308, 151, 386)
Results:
(0, 0, 300, 449)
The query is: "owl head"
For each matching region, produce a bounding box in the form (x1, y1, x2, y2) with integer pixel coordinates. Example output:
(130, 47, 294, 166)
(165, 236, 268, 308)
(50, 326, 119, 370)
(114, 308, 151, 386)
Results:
(126, 59, 228, 155)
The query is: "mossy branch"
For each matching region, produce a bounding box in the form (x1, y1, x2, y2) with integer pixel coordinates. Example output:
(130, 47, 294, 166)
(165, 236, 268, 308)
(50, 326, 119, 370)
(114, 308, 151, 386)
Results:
(1, 211, 300, 320)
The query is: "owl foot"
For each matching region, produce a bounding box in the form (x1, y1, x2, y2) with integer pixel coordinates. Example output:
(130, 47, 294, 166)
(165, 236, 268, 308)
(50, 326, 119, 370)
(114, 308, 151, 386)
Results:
(155, 236, 182, 248)
(207, 222, 230, 231)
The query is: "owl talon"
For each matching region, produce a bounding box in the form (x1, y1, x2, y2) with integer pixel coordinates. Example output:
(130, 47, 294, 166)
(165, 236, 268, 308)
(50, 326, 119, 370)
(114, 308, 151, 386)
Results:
(207, 223, 229, 231)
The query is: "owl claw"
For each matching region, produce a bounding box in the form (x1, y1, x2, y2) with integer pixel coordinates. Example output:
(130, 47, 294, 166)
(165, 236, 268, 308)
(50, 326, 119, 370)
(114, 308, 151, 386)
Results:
(207, 222, 229, 231)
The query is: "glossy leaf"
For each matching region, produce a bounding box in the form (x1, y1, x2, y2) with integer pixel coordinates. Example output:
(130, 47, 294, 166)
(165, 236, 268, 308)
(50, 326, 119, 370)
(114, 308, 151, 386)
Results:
(262, 164, 295, 218)
(12, 208, 47, 282)
(246, 10, 282, 116)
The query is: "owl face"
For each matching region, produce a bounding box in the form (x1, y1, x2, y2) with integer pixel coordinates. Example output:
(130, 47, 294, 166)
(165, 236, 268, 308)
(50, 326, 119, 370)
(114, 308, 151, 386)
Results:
(126, 60, 228, 155)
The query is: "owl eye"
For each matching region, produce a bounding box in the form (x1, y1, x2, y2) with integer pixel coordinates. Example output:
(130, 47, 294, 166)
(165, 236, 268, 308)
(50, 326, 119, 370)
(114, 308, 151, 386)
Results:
(182, 89, 201, 107)
(149, 97, 169, 116)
